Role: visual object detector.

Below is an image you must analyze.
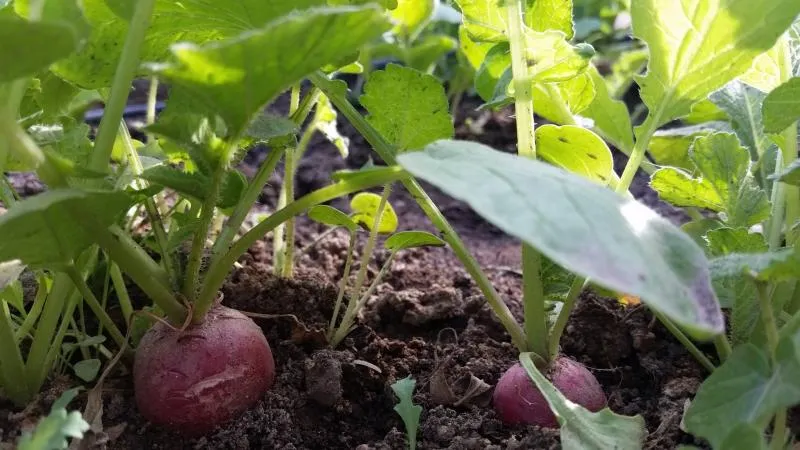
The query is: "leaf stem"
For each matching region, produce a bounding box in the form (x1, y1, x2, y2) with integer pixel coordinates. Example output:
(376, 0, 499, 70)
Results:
(548, 276, 585, 359)
(109, 262, 134, 324)
(273, 85, 303, 277)
(327, 229, 357, 341)
(66, 265, 127, 351)
(0, 294, 30, 405)
(712, 334, 732, 363)
(655, 309, 716, 372)
(89, 0, 156, 172)
(616, 118, 658, 194)
(184, 167, 224, 305)
(195, 166, 409, 317)
(778, 37, 799, 246)
(309, 71, 528, 351)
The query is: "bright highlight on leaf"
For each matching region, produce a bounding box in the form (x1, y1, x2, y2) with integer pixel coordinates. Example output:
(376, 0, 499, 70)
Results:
(762, 76, 800, 133)
(350, 192, 398, 234)
(534, 125, 618, 187)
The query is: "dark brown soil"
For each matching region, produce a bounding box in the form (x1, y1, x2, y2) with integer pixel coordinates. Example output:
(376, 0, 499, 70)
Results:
(1, 94, 711, 449)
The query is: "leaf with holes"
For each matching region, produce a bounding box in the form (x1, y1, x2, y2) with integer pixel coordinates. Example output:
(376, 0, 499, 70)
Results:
(535, 125, 618, 188)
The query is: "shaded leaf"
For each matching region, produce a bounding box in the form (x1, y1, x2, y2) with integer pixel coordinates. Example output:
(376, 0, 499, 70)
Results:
(582, 66, 634, 152)
(73, 359, 101, 382)
(361, 64, 453, 152)
(771, 159, 800, 186)
(350, 192, 398, 233)
(710, 80, 771, 159)
(533, 72, 596, 123)
(0, 260, 25, 291)
(763, 76, 800, 133)
(535, 125, 618, 187)
(519, 353, 646, 450)
(648, 122, 732, 170)
(406, 34, 458, 71)
(385, 231, 445, 252)
(709, 249, 800, 282)
(141, 166, 246, 209)
(0, 18, 78, 81)
(245, 113, 299, 144)
(719, 425, 768, 450)
(308, 205, 358, 232)
(398, 140, 724, 338)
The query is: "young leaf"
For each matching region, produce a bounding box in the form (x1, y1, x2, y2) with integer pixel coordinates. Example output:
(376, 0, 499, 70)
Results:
(684, 333, 800, 449)
(314, 94, 350, 158)
(73, 359, 101, 382)
(455, 0, 507, 43)
(308, 205, 358, 232)
(0, 189, 131, 268)
(142, 166, 246, 209)
(684, 99, 730, 124)
(405, 35, 458, 72)
(398, 140, 724, 338)
(350, 192, 398, 234)
(150, 5, 390, 136)
(762, 77, 800, 133)
(741, 42, 783, 93)
(709, 249, 800, 282)
(0, 18, 79, 81)
(771, 159, 800, 186)
(525, 31, 594, 83)
(385, 231, 446, 252)
(391, 376, 422, 450)
(245, 113, 299, 144)
(527, 0, 573, 39)
(475, 43, 510, 103)
(581, 66, 634, 153)
(519, 353, 646, 450)
(532, 72, 596, 122)
(631, 0, 800, 129)
(650, 133, 769, 227)
(534, 125, 618, 187)
(17, 388, 90, 450)
(647, 122, 732, 170)
(706, 228, 767, 257)
(709, 80, 771, 159)
(390, 0, 435, 40)
(360, 64, 454, 153)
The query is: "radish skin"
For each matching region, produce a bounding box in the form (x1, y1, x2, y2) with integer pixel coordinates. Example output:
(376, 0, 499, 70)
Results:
(493, 357, 606, 428)
(134, 304, 275, 435)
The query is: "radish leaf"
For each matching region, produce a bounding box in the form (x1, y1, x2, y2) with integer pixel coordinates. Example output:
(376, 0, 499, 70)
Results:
(582, 66, 634, 153)
(535, 125, 618, 187)
(648, 122, 732, 170)
(350, 192, 398, 234)
(391, 376, 422, 450)
(385, 231, 445, 252)
(308, 205, 358, 232)
(771, 159, 800, 186)
(0, 18, 78, 81)
(762, 77, 800, 133)
(398, 140, 724, 337)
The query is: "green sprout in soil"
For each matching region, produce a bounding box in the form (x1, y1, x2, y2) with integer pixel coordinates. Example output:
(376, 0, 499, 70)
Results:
(391, 375, 422, 450)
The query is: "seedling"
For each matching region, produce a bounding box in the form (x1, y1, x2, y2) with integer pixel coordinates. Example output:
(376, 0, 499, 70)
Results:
(391, 376, 422, 450)
(307, 194, 445, 347)
(17, 388, 90, 450)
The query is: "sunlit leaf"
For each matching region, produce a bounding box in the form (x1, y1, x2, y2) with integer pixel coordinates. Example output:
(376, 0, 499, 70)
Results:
(350, 192, 398, 233)
(535, 125, 618, 187)
(762, 76, 800, 133)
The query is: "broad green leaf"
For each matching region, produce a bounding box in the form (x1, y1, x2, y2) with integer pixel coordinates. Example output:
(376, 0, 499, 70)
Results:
(684, 335, 800, 449)
(709, 249, 800, 282)
(527, 0, 573, 39)
(762, 77, 800, 133)
(390, 0, 435, 40)
(308, 205, 358, 232)
(406, 34, 458, 72)
(650, 133, 769, 227)
(534, 125, 618, 187)
(27, 123, 93, 170)
(0, 189, 131, 267)
(141, 166, 246, 209)
(771, 159, 800, 185)
(458, 27, 493, 70)
(519, 353, 646, 450)
(706, 227, 767, 257)
(0, 18, 78, 81)
(647, 122, 732, 170)
(73, 359, 100, 382)
(684, 99, 729, 124)
(710, 81, 771, 159)
(532, 72, 596, 123)
(525, 31, 594, 83)
(350, 192, 398, 233)
(682, 218, 724, 249)
(314, 94, 349, 158)
(719, 425, 768, 450)
(150, 6, 389, 135)
(385, 231, 446, 252)
(245, 113, 299, 144)
(475, 43, 510, 103)
(360, 64, 454, 152)
(455, 0, 507, 42)
(631, 0, 800, 130)
(398, 140, 724, 337)
(582, 66, 634, 152)
(391, 376, 422, 450)
(741, 42, 783, 93)
(15, 0, 90, 41)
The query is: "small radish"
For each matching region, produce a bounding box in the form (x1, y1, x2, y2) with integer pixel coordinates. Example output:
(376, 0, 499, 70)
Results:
(493, 357, 606, 428)
(133, 304, 275, 435)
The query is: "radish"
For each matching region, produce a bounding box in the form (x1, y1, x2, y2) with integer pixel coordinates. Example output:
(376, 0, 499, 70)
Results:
(133, 305, 275, 435)
(493, 357, 606, 428)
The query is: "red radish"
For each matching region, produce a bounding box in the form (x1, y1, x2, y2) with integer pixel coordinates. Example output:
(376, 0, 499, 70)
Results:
(133, 304, 275, 435)
(493, 357, 606, 428)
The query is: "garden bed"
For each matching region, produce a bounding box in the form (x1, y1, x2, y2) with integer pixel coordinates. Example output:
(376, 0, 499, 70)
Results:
(1, 98, 714, 449)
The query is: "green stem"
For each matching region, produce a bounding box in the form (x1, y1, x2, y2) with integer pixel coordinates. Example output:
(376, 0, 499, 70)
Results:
(712, 334, 732, 363)
(281, 146, 297, 278)
(548, 276, 585, 359)
(522, 245, 548, 359)
(146, 77, 159, 135)
(0, 296, 30, 405)
(347, 184, 391, 307)
(89, 0, 156, 172)
(656, 309, 716, 372)
(214, 148, 285, 256)
(779, 38, 799, 246)
(14, 274, 48, 342)
(41, 289, 81, 385)
(184, 167, 224, 303)
(66, 265, 127, 350)
(327, 230, 357, 341)
(110, 262, 134, 324)
(771, 409, 787, 450)
(616, 118, 659, 194)
(195, 166, 409, 318)
(310, 71, 527, 351)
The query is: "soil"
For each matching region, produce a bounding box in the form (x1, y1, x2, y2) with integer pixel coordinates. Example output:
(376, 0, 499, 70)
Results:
(2, 93, 717, 449)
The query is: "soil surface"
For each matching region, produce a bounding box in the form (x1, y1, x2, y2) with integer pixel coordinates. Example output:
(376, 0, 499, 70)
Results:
(2, 93, 716, 449)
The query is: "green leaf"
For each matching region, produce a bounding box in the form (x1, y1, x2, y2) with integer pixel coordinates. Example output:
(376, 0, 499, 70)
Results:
(26, 123, 93, 170)
(391, 376, 422, 450)
(455, 0, 507, 42)
(650, 133, 769, 227)
(0, 189, 131, 268)
(535, 125, 618, 187)
(718, 425, 768, 450)
(525, 31, 594, 83)
(631, 0, 800, 129)
(682, 218, 724, 250)
(709, 249, 800, 282)
(390, 0, 435, 40)
(308, 205, 358, 232)
(684, 335, 800, 449)
(18, 388, 89, 450)
(762, 77, 800, 133)
(475, 43, 510, 103)
(458, 26, 493, 70)
(350, 192, 398, 233)
(0, 18, 78, 81)
(706, 227, 767, 257)
(406, 34, 457, 72)
(582, 66, 634, 152)
(771, 159, 800, 186)
(684, 99, 729, 124)
(519, 353, 646, 450)
(527, 0, 574, 39)
(150, 6, 389, 135)
(710, 81, 771, 159)
(141, 166, 246, 209)
(398, 140, 724, 337)
(532, 72, 596, 122)
(245, 113, 299, 144)
(360, 64, 454, 152)
(385, 231, 446, 252)
(73, 358, 100, 382)
(741, 42, 783, 93)
(314, 94, 349, 158)
(648, 122, 732, 170)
